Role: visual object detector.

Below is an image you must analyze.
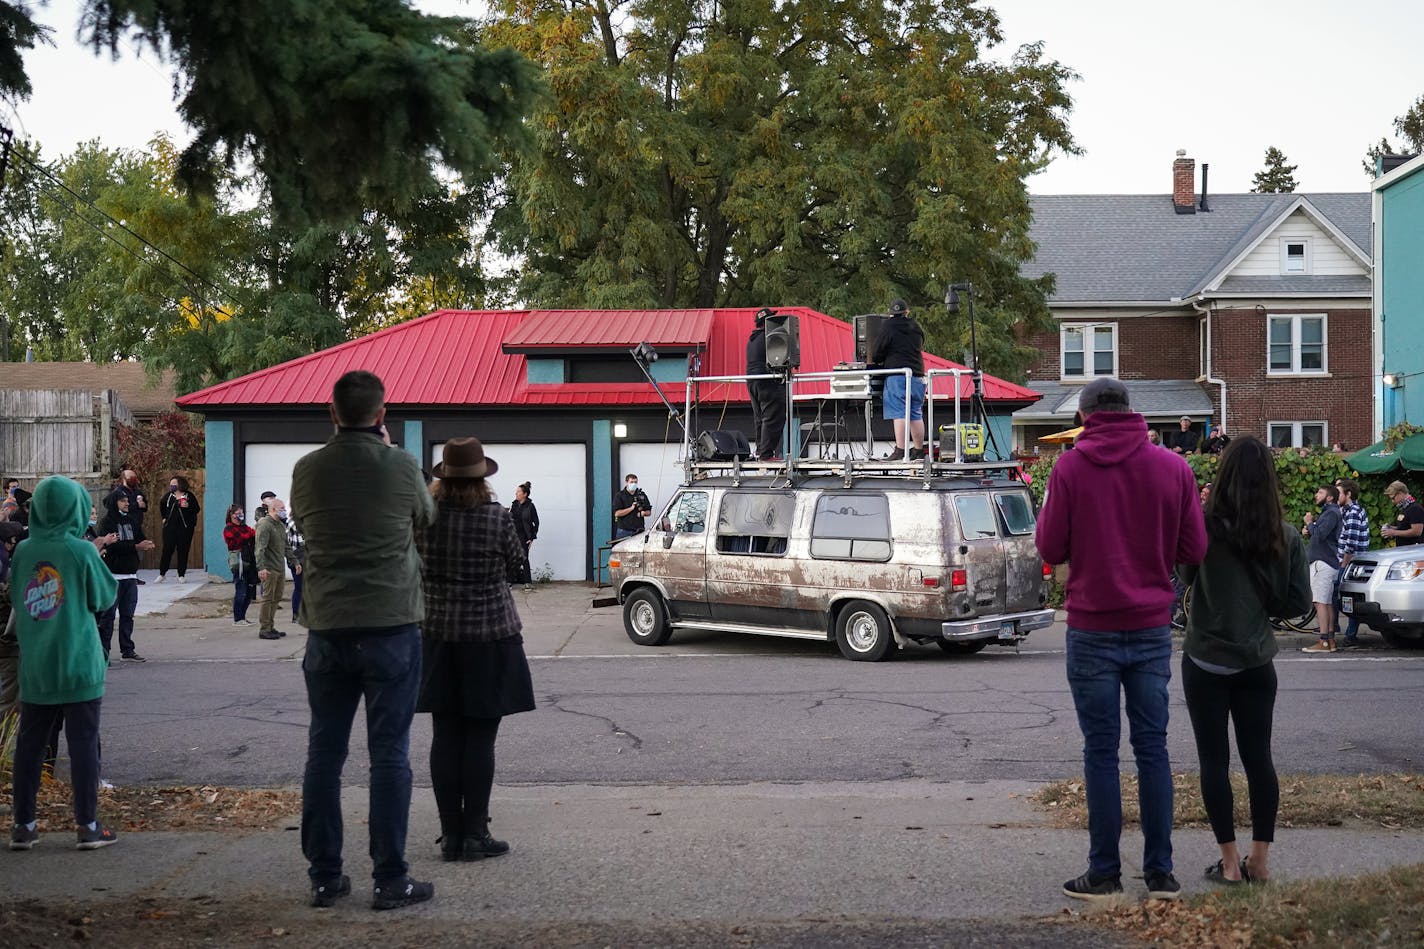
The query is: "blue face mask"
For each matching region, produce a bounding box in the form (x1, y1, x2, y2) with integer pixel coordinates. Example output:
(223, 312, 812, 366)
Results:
(88, 518, 96, 527)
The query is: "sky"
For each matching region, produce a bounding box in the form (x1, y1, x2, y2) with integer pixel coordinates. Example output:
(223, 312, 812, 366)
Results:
(6, 0, 1423, 196)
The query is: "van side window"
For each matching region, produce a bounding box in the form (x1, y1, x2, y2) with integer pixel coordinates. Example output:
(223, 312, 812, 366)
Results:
(810, 493, 892, 561)
(663, 491, 709, 533)
(955, 495, 998, 539)
(715, 491, 793, 555)
(994, 492, 1036, 536)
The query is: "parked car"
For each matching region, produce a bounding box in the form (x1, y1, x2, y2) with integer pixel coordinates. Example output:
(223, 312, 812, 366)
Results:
(1338, 546, 1424, 648)
(607, 472, 1054, 661)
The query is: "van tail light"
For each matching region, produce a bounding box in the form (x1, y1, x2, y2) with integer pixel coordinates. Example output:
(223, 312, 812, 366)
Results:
(608, 558, 620, 569)
(950, 569, 968, 592)
(922, 577, 939, 587)
(1042, 562, 1052, 579)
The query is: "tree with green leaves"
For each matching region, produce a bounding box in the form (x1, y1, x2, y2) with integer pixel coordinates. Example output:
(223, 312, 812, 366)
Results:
(1, 1, 540, 227)
(479, 0, 1078, 380)
(1363, 94, 1424, 176)
(1251, 146, 1297, 193)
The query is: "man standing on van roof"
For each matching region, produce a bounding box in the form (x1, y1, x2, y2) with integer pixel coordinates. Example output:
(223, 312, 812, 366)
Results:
(745, 307, 787, 461)
(1036, 377, 1207, 904)
(871, 299, 927, 460)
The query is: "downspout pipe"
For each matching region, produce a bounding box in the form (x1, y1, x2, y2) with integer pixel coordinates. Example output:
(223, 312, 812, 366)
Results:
(1192, 297, 1227, 432)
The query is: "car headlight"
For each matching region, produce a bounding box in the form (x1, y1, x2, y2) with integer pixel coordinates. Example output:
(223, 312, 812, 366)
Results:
(1385, 561, 1424, 581)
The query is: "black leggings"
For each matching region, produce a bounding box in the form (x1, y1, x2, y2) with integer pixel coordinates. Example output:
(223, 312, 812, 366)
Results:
(160, 525, 194, 577)
(429, 715, 501, 839)
(1181, 656, 1279, 844)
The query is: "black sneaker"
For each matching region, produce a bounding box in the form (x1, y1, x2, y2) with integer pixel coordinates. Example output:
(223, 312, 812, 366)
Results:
(9, 825, 39, 851)
(372, 877, 434, 911)
(76, 822, 118, 850)
(1146, 871, 1182, 900)
(120, 653, 146, 663)
(311, 874, 351, 908)
(1062, 870, 1123, 901)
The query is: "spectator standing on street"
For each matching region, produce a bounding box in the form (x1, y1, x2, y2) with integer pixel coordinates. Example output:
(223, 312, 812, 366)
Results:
(254, 498, 292, 641)
(415, 438, 535, 863)
(1335, 480, 1370, 647)
(0, 521, 25, 720)
(1169, 416, 1200, 455)
(223, 505, 258, 626)
(1380, 481, 1424, 546)
(1178, 436, 1310, 886)
(1036, 377, 1207, 903)
(1301, 485, 1342, 653)
(286, 506, 306, 625)
(509, 482, 539, 591)
(96, 491, 155, 662)
(613, 474, 650, 539)
(290, 370, 437, 911)
(7, 476, 120, 852)
(157, 475, 200, 582)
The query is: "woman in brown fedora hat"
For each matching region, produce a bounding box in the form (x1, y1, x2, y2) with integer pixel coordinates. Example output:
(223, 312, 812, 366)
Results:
(414, 437, 535, 862)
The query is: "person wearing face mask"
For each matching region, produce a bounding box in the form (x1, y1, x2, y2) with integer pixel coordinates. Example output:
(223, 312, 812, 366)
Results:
(255, 498, 294, 641)
(157, 476, 200, 583)
(224, 505, 259, 626)
(95, 489, 155, 662)
(613, 474, 651, 539)
(285, 505, 306, 625)
(107, 471, 148, 584)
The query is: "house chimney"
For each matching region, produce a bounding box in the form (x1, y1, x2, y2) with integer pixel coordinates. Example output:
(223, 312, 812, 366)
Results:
(1173, 149, 1196, 215)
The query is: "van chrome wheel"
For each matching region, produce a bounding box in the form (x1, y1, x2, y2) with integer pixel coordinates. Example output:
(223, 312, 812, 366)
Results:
(623, 588, 672, 646)
(835, 601, 893, 661)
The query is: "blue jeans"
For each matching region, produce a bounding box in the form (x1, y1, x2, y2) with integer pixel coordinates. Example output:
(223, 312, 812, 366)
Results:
(1066, 626, 1174, 879)
(97, 578, 139, 657)
(301, 625, 421, 886)
(291, 570, 304, 623)
(233, 571, 256, 621)
(614, 527, 640, 539)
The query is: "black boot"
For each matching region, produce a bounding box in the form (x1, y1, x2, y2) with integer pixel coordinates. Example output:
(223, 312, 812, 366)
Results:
(436, 834, 462, 862)
(462, 818, 510, 861)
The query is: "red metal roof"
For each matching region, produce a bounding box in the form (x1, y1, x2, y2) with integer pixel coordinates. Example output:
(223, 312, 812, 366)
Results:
(501, 309, 715, 351)
(177, 307, 1040, 408)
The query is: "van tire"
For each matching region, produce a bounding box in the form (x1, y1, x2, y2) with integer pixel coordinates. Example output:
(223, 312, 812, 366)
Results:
(624, 589, 672, 646)
(835, 601, 894, 661)
(937, 640, 987, 655)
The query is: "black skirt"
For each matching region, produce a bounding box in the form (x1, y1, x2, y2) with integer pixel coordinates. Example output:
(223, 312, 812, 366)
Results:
(416, 635, 536, 719)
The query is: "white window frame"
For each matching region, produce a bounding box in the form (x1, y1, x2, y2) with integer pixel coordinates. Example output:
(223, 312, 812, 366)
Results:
(1267, 421, 1328, 449)
(1266, 313, 1327, 376)
(1060, 323, 1119, 380)
(1279, 238, 1312, 275)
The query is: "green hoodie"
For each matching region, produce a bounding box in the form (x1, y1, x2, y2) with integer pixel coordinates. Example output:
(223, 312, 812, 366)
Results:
(9, 476, 118, 705)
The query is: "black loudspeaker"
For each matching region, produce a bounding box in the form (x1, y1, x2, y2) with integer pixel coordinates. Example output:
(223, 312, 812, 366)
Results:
(853, 313, 888, 363)
(764, 314, 800, 369)
(697, 429, 752, 461)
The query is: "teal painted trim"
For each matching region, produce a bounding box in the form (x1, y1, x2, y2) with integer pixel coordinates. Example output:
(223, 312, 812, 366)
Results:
(403, 420, 424, 461)
(203, 420, 234, 577)
(592, 420, 613, 578)
(1381, 170, 1424, 425)
(650, 359, 686, 383)
(527, 358, 565, 384)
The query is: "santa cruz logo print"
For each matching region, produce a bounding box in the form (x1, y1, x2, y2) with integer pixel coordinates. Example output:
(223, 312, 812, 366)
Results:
(24, 562, 64, 620)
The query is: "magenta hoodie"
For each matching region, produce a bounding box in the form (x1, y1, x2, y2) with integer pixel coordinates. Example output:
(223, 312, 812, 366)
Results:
(1035, 411, 1207, 631)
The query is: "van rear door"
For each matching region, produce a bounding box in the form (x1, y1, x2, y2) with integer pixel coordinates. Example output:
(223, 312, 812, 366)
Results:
(952, 493, 1006, 615)
(993, 489, 1044, 613)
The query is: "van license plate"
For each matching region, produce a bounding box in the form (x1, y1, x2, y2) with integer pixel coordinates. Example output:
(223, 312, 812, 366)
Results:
(1340, 597, 1353, 614)
(998, 623, 1018, 641)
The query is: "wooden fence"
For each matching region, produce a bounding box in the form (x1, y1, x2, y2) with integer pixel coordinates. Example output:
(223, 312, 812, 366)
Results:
(0, 388, 134, 480)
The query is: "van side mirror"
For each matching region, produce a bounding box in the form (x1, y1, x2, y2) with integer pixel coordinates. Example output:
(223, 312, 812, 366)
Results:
(663, 533, 675, 549)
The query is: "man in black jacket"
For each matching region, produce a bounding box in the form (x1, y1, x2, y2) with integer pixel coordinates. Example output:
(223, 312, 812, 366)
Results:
(871, 299, 927, 460)
(1169, 417, 1200, 455)
(745, 307, 786, 460)
(96, 492, 155, 662)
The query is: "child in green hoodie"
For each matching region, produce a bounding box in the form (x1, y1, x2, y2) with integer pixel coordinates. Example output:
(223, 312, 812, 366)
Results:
(7, 476, 120, 851)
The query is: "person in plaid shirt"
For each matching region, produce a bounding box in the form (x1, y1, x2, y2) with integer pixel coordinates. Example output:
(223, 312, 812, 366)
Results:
(1335, 479, 1370, 647)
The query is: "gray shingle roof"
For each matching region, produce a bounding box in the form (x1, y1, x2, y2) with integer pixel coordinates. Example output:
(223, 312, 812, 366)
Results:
(1023, 193, 1371, 303)
(1015, 380, 1215, 421)
(1214, 275, 1372, 295)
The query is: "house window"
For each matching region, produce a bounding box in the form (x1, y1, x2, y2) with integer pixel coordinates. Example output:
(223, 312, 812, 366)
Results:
(1268, 422, 1327, 449)
(1267, 315, 1326, 375)
(1061, 324, 1117, 379)
(1280, 239, 1311, 274)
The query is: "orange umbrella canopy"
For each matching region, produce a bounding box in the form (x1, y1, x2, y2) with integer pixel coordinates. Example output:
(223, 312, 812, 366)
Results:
(1038, 426, 1083, 445)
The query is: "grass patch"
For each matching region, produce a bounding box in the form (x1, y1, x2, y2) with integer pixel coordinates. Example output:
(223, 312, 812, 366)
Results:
(1079, 863, 1424, 947)
(0, 778, 299, 832)
(1034, 772, 1424, 830)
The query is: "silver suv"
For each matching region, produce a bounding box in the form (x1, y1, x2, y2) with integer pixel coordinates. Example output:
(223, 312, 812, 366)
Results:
(1338, 547, 1424, 648)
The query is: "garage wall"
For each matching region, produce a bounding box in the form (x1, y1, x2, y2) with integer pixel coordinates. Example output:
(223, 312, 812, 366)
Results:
(432, 441, 588, 581)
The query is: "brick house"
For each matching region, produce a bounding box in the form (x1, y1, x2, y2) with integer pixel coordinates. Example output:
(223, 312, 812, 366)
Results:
(1013, 151, 1372, 454)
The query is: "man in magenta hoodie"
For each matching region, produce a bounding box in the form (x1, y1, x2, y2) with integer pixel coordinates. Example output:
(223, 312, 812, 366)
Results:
(1036, 378, 1207, 903)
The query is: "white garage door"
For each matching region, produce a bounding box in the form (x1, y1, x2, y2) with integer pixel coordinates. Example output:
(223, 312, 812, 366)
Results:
(432, 442, 588, 581)
(617, 441, 687, 525)
(244, 443, 326, 526)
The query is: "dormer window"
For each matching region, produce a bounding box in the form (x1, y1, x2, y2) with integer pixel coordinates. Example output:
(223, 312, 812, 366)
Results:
(1281, 239, 1310, 274)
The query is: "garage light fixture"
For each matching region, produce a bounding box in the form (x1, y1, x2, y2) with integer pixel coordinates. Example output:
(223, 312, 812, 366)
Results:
(613, 423, 628, 438)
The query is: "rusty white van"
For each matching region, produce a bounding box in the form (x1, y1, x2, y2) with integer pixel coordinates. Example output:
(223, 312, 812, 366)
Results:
(608, 470, 1054, 661)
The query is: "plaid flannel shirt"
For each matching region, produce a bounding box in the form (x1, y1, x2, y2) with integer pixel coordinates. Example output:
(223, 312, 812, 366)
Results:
(1338, 501, 1370, 562)
(415, 501, 524, 643)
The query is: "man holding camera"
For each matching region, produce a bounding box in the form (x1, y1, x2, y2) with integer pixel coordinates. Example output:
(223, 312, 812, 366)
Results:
(614, 474, 651, 539)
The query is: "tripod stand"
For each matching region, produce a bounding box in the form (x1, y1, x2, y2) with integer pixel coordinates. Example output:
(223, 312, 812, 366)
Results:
(945, 283, 1006, 461)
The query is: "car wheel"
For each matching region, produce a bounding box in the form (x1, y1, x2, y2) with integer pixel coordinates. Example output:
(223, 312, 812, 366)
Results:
(1378, 624, 1424, 649)
(835, 601, 894, 661)
(937, 640, 987, 655)
(623, 588, 672, 646)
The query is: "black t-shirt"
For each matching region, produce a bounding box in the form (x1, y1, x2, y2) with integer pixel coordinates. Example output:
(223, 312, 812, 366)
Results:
(1172, 429, 1200, 453)
(871, 316, 925, 374)
(746, 327, 768, 375)
(1392, 501, 1424, 546)
(615, 487, 647, 532)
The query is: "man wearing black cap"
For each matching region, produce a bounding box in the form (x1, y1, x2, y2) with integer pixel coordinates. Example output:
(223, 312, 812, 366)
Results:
(746, 308, 786, 461)
(871, 299, 927, 460)
(1036, 377, 1207, 904)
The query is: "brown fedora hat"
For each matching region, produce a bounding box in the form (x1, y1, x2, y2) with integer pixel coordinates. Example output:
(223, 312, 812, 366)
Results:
(433, 437, 498, 479)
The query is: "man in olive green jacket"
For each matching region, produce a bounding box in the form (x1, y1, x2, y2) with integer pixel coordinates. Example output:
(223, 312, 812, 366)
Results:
(254, 497, 292, 640)
(289, 370, 437, 911)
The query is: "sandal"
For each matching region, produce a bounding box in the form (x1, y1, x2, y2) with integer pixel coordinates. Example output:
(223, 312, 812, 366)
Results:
(1240, 857, 1268, 884)
(1204, 858, 1244, 886)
